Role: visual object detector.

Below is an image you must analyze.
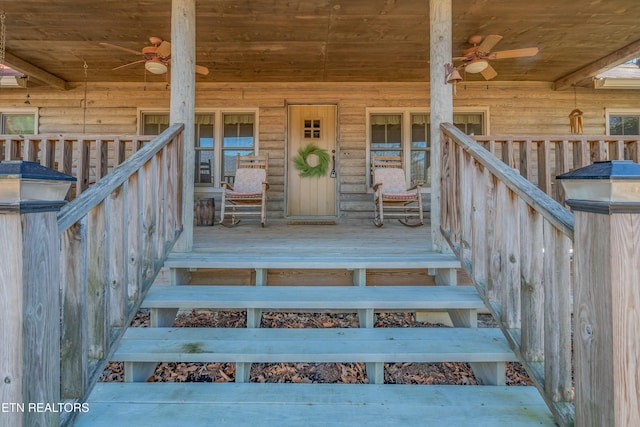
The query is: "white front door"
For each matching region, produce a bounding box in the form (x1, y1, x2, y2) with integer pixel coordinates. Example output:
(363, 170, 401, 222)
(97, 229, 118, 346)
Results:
(287, 105, 337, 217)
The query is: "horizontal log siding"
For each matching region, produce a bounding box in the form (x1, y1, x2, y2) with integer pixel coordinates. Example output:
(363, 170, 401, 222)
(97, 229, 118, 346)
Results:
(0, 81, 638, 218)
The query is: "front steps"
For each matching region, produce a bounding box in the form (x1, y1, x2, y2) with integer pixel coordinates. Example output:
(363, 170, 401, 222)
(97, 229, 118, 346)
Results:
(73, 254, 556, 426)
(77, 383, 554, 427)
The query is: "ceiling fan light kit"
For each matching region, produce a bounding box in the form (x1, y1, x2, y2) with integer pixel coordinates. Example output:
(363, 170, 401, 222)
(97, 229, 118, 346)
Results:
(145, 59, 168, 75)
(465, 59, 489, 74)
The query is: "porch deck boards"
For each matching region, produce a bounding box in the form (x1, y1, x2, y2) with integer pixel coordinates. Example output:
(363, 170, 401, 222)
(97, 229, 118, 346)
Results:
(190, 220, 434, 256)
(76, 383, 556, 427)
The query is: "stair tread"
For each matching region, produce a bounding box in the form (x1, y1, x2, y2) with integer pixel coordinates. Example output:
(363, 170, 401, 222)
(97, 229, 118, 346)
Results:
(75, 383, 555, 426)
(114, 327, 516, 363)
(164, 251, 461, 269)
(142, 285, 485, 310)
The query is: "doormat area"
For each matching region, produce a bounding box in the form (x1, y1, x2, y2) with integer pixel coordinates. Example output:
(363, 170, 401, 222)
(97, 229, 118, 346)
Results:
(287, 221, 337, 225)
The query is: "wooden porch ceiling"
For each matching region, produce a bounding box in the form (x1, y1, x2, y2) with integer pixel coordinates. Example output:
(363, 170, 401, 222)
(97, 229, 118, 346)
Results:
(2, 0, 640, 89)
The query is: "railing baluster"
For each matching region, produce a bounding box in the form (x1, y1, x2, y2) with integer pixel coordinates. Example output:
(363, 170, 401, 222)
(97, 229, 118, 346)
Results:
(107, 186, 127, 332)
(520, 139, 533, 181)
(537, 139, 552, 196)
(543, 222, 573, 403)
(60, 221, 88, 400)
(520, 203, 544, 362)
(95, 139, 108, 180)
(127, 174, 141, 304)
(496, 180, 521, 328)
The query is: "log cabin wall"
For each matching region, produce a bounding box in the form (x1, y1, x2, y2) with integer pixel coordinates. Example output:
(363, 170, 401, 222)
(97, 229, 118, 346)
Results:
(0, 81, 637, 219)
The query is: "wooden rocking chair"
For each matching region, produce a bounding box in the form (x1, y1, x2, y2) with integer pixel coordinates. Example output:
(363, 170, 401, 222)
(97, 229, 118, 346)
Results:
(372, 155, 423, 227)
(220, 153, 269, 227)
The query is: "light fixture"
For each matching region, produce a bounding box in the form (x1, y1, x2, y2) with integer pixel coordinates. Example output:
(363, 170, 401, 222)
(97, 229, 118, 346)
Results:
(0, 161, 75, 210)
(464, 58, 489, 74)
(144, 59, 168, 75)
(557, 160, 640, 206)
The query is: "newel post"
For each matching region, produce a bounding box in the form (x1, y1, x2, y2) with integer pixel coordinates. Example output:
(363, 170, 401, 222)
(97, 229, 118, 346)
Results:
(558, 161, 640, 427)
(0, 161, 74, 427)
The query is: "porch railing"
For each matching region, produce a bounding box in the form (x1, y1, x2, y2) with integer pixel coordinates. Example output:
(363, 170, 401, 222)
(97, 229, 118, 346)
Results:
(56, 124, 184, 426)
(474, 135, 640, 203)
(441, 123, 575, 426)
(0, 134, 153, 198)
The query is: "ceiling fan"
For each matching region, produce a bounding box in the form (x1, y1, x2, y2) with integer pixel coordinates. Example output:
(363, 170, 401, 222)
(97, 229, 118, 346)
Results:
(100, 36, 209, 76)
(453, 35, 539, 80)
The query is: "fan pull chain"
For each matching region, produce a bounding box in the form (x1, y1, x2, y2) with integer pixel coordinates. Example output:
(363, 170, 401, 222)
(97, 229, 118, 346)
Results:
(82, 60, 88, 133)
(0, 11, 6, 84)
(0, 12, 6, 65)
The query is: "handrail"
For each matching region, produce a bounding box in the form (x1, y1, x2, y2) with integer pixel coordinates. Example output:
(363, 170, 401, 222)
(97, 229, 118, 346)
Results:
(440, 123, 575, 426)
(0, 134, 154, 198)
(473, 134, 640, 203)
(57, 124, 184, 426)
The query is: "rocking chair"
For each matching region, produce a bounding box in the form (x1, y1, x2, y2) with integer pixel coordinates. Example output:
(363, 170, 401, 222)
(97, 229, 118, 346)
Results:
(372, 155, 423, 227)
(220, 153, 269, 227)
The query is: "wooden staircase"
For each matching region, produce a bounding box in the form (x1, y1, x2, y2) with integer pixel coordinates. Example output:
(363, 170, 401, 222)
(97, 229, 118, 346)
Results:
(73, 252, 556, 426)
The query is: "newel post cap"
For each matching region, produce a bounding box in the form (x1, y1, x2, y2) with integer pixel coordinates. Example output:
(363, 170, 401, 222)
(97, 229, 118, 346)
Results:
(557, 160, 640, 213)
(0, 160, 76, 213)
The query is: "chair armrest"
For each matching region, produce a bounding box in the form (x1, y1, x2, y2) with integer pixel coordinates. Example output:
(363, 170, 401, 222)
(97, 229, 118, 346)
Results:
(407, 183, 422, 191)
(373, 182, 383, 192)
(221, 182, 235, 191)
(262, 181, 270, 191)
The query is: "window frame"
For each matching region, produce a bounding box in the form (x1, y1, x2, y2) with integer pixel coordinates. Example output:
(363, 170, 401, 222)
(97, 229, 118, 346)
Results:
(138, 108, 259, 190)
(605, 108, 640, 136)
(366, 107, 488, 191)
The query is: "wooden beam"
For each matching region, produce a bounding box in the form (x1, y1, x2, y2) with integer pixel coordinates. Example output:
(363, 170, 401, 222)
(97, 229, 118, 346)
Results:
(170, 0, 196, 252)
(553, 38, 640, 91)
(3, 51, 68, 90)
(429, 0, 453, 251)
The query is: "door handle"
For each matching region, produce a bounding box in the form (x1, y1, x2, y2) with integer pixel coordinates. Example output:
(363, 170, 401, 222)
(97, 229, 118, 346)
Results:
(330, 150, 337, 178)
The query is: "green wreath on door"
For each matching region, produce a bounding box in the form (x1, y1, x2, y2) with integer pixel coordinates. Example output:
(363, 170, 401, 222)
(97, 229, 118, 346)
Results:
(293, 143, 330, 177)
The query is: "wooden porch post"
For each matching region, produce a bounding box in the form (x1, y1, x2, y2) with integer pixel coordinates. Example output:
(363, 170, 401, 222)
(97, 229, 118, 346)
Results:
(170, 0, 196, 252)
(0, 165, 69, 427)
(563, 163, 640, 426)
(429, 0, 453, 252)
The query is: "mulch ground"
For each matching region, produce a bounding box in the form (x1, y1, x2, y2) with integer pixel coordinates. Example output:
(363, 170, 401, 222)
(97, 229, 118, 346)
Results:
(100, 310, 532, 386)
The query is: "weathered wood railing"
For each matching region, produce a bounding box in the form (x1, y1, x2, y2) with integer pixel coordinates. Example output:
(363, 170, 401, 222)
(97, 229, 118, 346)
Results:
(474, 135, 640, 203)
(441, 124, 575, 426)
(0, 134, 154, 198)
(56, 124, 184, 426)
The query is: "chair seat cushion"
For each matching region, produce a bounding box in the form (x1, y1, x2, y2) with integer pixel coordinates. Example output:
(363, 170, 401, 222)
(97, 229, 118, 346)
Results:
(227, 191, 262, 198)
(382, 192, 417, 200)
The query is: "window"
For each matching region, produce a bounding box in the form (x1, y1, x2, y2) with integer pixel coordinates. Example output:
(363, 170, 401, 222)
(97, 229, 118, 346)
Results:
(1, 113, 35, 134)
(222, 113, 255, 184)
(368, 110, 485, 188)
(141, 111, 257, 188)
(608, 112, 640, 135)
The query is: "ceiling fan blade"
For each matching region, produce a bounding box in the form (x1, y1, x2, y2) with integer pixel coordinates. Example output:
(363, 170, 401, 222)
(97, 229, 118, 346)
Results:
(477, 35, 503, 53)
(490, 47, 539, 60)
(156, 41, 171, 58)
(480, 63, 498, 80)
(195, 64, 210, 76)
(99, 42, 141, 56)
(112, 60, 145, 71)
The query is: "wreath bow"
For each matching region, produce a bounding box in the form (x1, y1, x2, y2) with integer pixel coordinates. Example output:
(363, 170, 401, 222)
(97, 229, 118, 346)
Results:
(293, 143, 330, 177)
